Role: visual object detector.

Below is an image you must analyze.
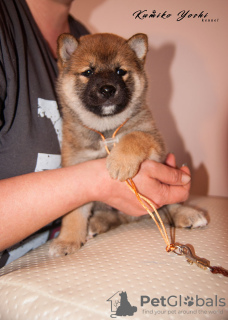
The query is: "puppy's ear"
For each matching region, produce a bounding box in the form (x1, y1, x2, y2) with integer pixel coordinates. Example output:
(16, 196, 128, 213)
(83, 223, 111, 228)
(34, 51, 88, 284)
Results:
(127, 33, 148, 64)
(57, 33, 78, 69)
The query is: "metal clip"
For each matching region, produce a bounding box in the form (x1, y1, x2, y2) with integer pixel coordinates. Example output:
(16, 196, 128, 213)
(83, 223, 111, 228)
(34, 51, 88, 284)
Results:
(173, 244, 211, 270)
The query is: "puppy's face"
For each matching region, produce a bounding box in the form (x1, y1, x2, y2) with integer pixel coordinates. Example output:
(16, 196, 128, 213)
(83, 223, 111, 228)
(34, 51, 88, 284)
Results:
(57, 33, 148, 130)
(78, 66, 130, 117)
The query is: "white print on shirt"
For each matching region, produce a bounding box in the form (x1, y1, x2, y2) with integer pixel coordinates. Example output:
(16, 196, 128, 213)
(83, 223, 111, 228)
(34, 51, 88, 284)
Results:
(35, 98, 62, 172)
(37, 98, 62, 146)
(35, 153, 61, 172)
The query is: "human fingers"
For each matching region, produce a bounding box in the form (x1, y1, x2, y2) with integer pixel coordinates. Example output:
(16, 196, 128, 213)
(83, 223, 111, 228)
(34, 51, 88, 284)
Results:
(165, 155, 191, 193)
(180, 164, 191, 175)
(165, 154, 191, 177)
(154, 163, 191, 206)
(166, 155, 191, 190)
(133, 175, 190, 209)
(165, 153, 177, 168)
(165, 154, 191, 182)
(141, 160, 191, 186)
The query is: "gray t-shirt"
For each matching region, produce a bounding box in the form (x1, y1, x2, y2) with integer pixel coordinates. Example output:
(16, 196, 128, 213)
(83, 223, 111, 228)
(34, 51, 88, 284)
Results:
(0, 0, 89, 267)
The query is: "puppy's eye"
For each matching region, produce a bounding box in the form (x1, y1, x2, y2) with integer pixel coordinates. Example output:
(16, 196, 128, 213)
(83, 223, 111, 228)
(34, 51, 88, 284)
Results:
(81, 69, 93, 77)
(116, 68, 127, 76)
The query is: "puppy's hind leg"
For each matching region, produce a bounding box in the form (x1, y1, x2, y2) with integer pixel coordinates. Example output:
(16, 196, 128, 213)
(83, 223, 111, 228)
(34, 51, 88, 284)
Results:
(49, 203, 92, 257)
(87, 203, 140, 238)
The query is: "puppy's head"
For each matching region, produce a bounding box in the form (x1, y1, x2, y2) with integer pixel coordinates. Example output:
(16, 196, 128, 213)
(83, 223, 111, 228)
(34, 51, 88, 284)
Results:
(57, 33, 148, 130)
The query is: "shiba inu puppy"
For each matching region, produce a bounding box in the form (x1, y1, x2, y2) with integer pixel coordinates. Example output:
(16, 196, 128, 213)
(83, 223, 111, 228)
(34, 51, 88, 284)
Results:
(49, 33, 208, 257)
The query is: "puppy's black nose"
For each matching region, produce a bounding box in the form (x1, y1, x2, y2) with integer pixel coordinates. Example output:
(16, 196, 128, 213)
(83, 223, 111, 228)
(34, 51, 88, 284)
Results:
(99, 85, 116, 98)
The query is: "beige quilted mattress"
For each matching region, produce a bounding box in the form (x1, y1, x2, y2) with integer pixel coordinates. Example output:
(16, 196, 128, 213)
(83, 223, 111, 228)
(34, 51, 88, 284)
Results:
(0, 196, 227, 320)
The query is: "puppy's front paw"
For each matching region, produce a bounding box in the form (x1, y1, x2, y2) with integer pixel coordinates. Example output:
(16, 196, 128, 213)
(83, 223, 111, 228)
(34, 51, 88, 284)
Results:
(49, 238, 85, 257)
(169, 204, 208, 229)
(106, 149, 141, 181)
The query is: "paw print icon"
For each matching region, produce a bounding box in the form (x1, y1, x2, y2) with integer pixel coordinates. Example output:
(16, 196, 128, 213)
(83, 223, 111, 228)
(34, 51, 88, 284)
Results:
(184, 296, 194, 307)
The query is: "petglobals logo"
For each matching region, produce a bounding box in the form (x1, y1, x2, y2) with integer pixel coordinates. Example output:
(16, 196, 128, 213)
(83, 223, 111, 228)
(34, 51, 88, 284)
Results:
(141, 294, 226, 308)
(107, 291, 137, 318)
(141, 294, 226, 317)
(107, 291, 226, 318)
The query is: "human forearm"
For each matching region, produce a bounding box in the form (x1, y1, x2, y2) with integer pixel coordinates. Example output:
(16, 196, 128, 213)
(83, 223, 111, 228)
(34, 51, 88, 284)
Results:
(0, 160, 104, 251)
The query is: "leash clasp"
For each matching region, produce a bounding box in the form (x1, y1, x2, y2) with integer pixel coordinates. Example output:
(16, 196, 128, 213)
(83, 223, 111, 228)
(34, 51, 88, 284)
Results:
(100, 137, 119, 150)
(173, 244, 211, 270)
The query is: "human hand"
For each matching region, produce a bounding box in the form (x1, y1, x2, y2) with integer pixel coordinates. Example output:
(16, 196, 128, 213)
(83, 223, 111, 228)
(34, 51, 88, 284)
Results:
(98, 154, 191, 216)
(134, 153, 191, 207)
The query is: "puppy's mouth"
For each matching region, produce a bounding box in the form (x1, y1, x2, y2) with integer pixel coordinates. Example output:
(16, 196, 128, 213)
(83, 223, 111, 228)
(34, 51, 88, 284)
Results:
(101, 104, 116, 116)
(84, 103, 127, 117)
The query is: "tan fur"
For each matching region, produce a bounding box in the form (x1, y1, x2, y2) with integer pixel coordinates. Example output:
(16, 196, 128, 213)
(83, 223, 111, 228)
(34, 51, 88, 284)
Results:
(49, 33, 208, 257)
(107, 131, 164, 181)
